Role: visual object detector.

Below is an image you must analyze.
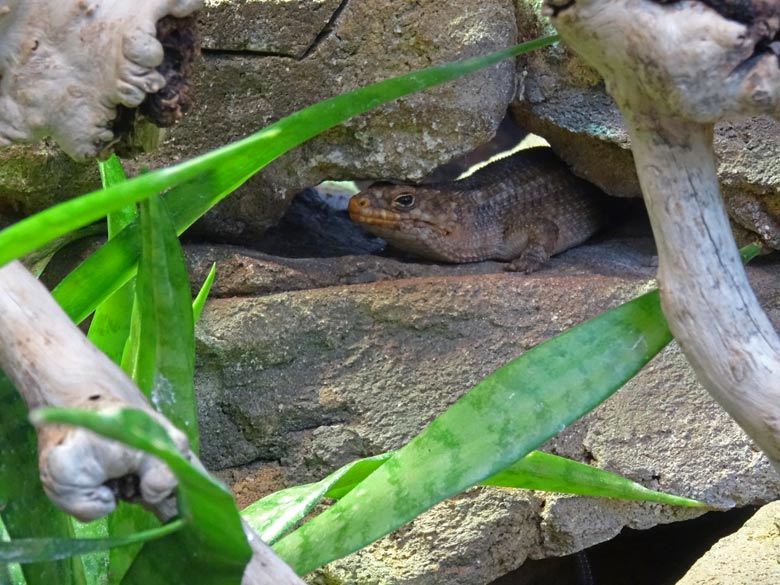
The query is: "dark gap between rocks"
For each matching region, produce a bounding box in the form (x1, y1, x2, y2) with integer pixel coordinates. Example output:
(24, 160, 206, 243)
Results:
(490, 506, 758, 585)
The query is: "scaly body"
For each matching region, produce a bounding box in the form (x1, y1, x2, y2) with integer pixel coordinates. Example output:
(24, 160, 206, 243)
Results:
(348, 147, 607, 272)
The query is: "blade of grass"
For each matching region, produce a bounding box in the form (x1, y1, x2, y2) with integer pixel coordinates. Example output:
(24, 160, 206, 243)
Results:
(0, 522, 184, 564)
(242, 454, 393, 544)
(123, 195, 198, 449)
(20, 225, 105, 279)
(53, 227, 141, 325)
(0, 375, 87, 585)
(102, 502, 153, 585)
(70, 520, 108, 585)
(110, 194, 199, 582)
(0, 515, 22, 585)
(0, 563, 11, 585)
(88, 155, 142, 585)
(480, 451, 703, 506)
(88, 155, 137, 365)
(30, 408, 251, 585)
(243, 448, 703, 546)
(192, 264, 216, 324)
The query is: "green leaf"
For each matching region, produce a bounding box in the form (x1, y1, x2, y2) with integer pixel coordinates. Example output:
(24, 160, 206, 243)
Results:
(0, 522, 184, 564)
(30, 408, 251, 585)
(70, 520, 108, 585)
(192, 264, 216, 324)
(121, 196, 198, 451)
(53, 227, 141, 325)
(0, 376, 88, 585)
(20, 225, 105, 279)
(89, 154, 143, 585)
(98, 156, 129, 204)
(242, 454, 393, 544)
(739, 242, 762, 263)
(109, 194, 199, 582)
(88, 155, 137, 365)
(273, 290, 674, 573)
(0, 514, 24, 585)
(0, 562, 12, 585)
(481, 451, 703, 507)
(88, 279, 136, 368)
(104, 504, 155, 585)
(30, 36, 560, 325)
(243, 448, 702, 546)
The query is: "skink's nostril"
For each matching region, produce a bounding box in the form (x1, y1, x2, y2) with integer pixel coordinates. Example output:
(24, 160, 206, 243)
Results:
(348, 196, 369, 213)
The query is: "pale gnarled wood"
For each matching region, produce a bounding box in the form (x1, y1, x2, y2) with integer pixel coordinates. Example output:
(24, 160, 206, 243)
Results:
(547, 0, 780, 470)
(0, 0, 203, 160)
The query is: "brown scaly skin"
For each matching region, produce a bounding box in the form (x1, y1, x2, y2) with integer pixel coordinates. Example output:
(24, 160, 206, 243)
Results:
(348, 147, 607, 272)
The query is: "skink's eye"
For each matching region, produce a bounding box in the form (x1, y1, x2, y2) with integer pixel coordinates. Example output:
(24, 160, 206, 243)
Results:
(392, 193, 416, 210)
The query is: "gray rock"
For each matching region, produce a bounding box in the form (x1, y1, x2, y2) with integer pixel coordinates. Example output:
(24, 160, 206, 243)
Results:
(0, 143, 98, 223)
(676, 501, 780, 585)
(191, 236, 780, 585)
(199, 0, 345, 58)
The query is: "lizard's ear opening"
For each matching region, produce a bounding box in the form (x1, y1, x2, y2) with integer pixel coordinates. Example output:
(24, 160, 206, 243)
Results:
(392, 193, 416, 210)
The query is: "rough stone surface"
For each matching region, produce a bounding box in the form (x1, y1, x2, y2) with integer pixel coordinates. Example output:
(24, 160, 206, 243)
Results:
(511, 1, 780, 248)
(676, 501, 780, 585)
(0, 144, 98, 223)
(199, 0, 345, 58)
(191, 229, 780, 584)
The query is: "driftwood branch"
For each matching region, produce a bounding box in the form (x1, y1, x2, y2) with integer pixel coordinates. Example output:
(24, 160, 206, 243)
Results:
(546, 0, 780, 469)
(0, 0, 202, 160)
(0, 259, 305, 585)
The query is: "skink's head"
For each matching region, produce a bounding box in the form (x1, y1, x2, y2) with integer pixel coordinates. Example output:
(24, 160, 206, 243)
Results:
(348, 182, 460, 261)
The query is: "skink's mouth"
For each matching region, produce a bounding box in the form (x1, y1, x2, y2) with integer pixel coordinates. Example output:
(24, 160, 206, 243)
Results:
(348, 200, 403, 226)
(348, 199, 452, 236)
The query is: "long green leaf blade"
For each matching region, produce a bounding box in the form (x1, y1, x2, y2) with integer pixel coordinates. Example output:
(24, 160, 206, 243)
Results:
(481, 451, 703, 506)
(125, 195, 198, 449)
(192, 264, 216, 324)
(110, 194, 199, 582)
(88, 155, 137, 365)
(20, 225, 105, 279)
(53, 227, 141, 325)
(242, 454, 393, 544)
(243, 447, 702, 546)
(88, 154, 143, 585)
(273, 290, 673, 573)
(0, 522, 184, 564)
